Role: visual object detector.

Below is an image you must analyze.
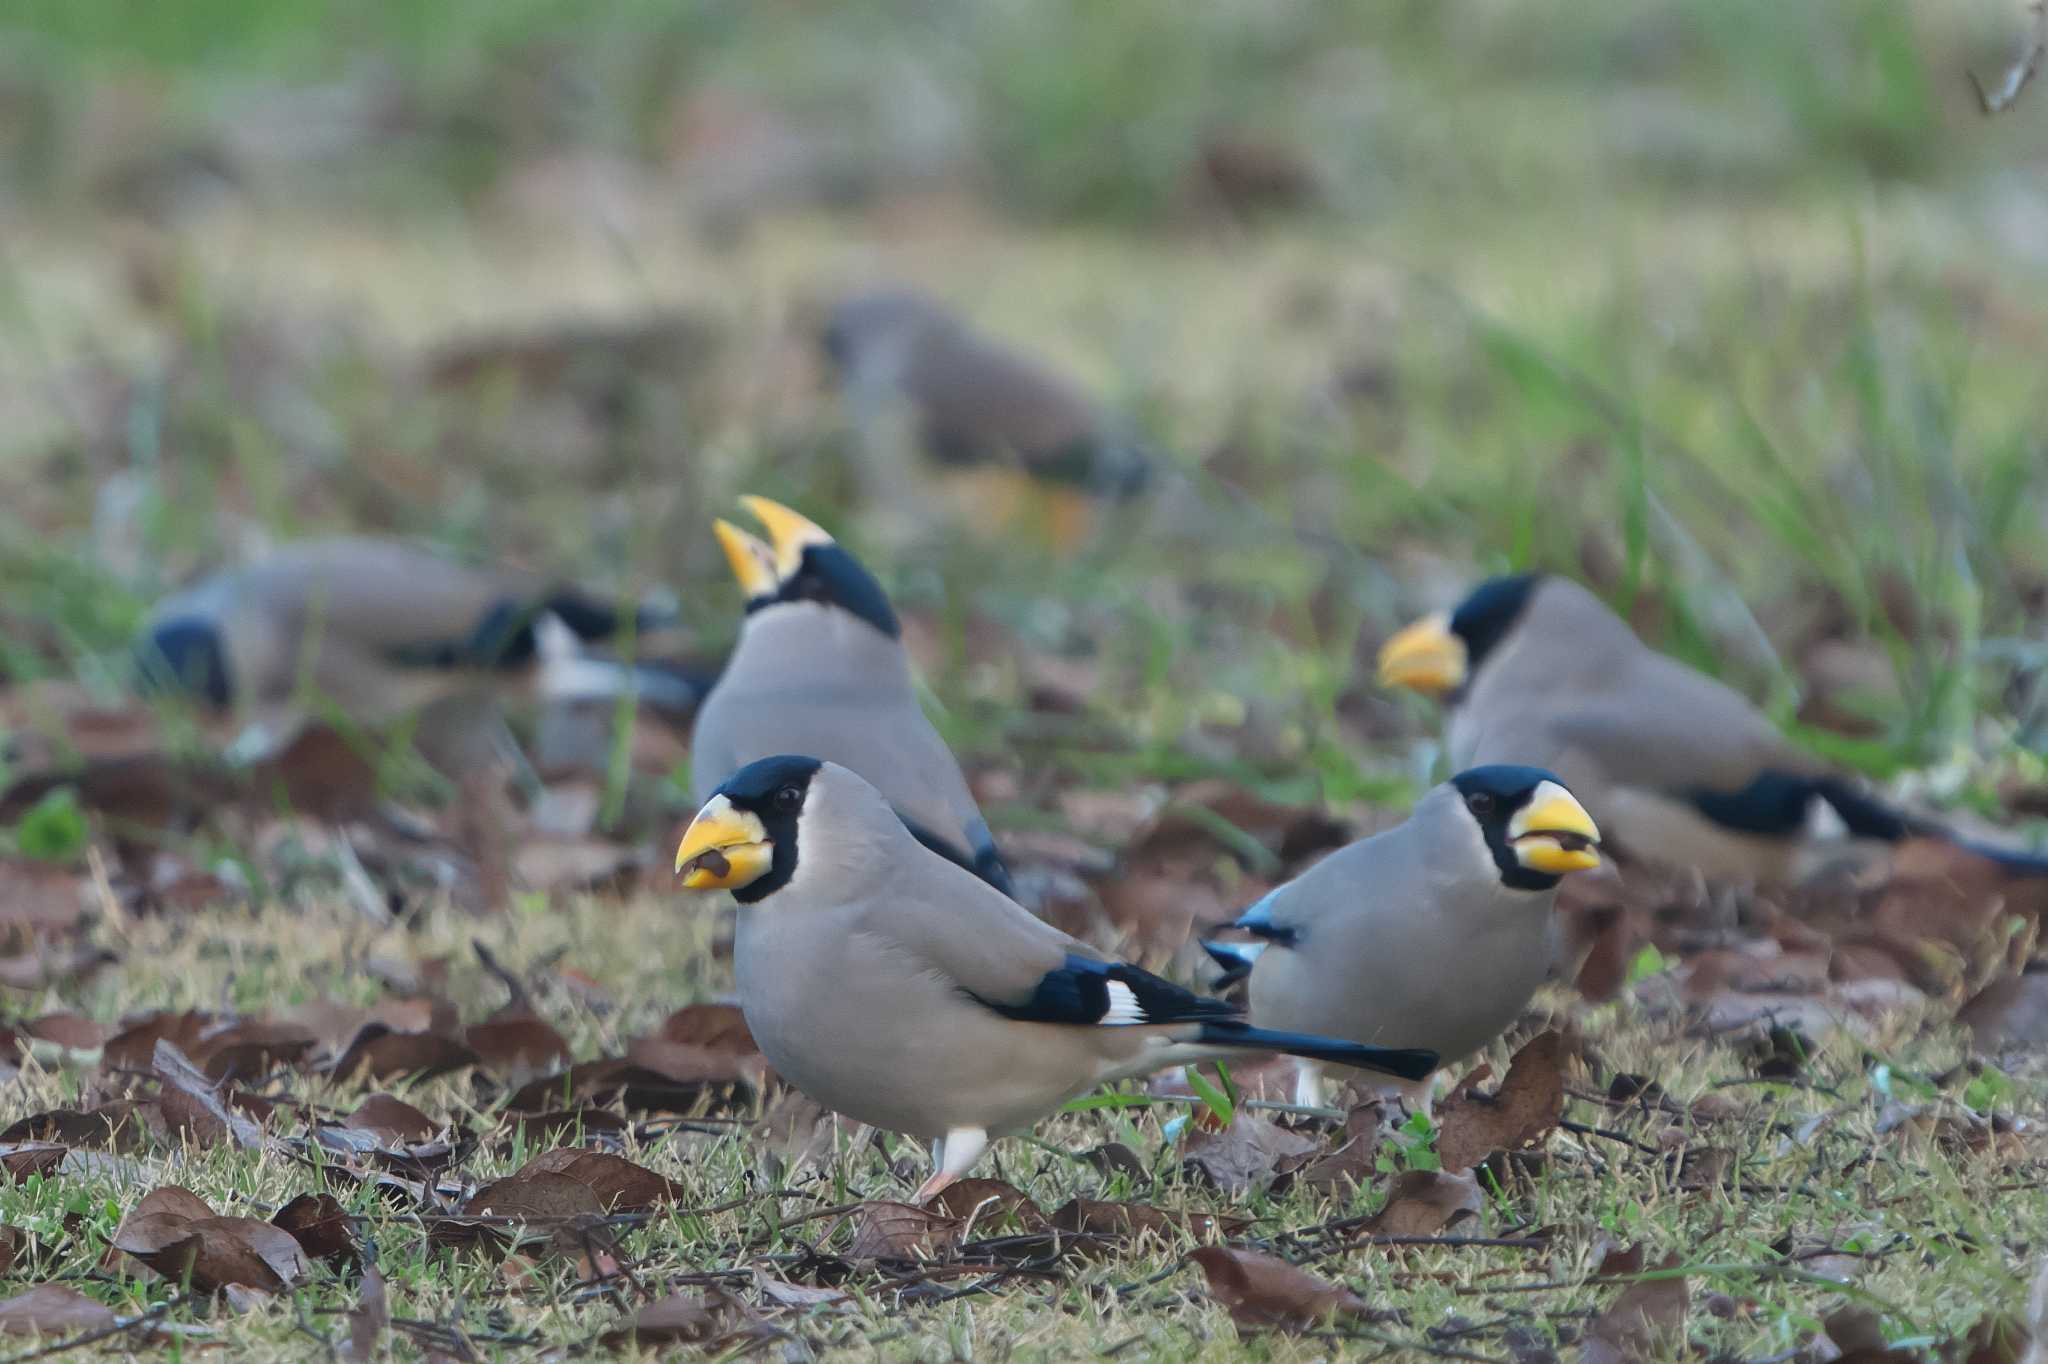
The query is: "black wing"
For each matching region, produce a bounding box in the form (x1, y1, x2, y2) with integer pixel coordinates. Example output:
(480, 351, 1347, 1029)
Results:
(975, 954, 1237, 1027)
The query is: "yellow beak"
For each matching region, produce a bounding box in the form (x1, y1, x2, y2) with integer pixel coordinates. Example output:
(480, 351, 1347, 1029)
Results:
(713, 519, 778, 599)
(739, 495, 834, 578)
(1508, 782, 1602, 875)
(674, 795, 774, 891)
(1378, 613, 1468, 694)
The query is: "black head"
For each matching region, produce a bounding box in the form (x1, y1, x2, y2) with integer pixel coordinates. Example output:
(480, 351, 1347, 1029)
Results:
(1447, 574, 1543, 673)
(1448, 763, 1602, 892)
(134, 619, 233, 709)
(676, 755, 824, 904)
(761, 542, 900, 638)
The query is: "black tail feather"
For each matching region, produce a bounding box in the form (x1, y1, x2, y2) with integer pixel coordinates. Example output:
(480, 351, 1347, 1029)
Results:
(1201, 940, 1257, 990)
(1195, 1021, 1438, 1081)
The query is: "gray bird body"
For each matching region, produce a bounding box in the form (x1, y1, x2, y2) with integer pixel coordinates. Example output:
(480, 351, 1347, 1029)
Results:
(824, 290, 1151, 498)
(143, 539, 529, 713)
(683, 757, 1436, 1193)
(690, 603, 995, 876)
(1441, 578, 1858, 882)
(136, 537, 683, 766)
(1240, 784, 1562, 1068)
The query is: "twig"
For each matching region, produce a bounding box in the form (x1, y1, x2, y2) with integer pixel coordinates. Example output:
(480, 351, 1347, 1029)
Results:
(0, 1296, 179, 1363)
(1971, 0, 2048, 114)
(472, 939, 536, 1014)
(1559, 1118, 1663, 1156)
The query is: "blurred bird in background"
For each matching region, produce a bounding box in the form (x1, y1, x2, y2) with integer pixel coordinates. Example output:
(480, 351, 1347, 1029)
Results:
(819, 288, 1157, 553)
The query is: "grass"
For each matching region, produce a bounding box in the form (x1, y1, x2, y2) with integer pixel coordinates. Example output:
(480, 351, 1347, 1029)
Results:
(1, 0, 2048, 1356)
(0, 896, 2041, 1360)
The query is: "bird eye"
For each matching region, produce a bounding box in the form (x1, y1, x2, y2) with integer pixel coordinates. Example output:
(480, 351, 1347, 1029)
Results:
(1465, 792, 1495, 817)
(772, 784, 804, 813)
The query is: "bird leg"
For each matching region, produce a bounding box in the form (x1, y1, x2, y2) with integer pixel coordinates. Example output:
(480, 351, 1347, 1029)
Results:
(913, 1127, 989, 1203)
(1290, 1059, 1325, 1110)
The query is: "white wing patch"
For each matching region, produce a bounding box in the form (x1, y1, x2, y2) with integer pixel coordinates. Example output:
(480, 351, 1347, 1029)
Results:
(1102, 980, 1146, 1024)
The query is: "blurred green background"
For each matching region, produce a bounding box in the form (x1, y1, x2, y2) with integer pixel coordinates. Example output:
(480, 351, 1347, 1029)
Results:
(4, 0, 2048, 801)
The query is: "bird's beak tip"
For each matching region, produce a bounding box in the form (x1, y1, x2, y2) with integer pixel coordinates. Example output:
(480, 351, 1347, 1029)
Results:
(1377, 614, 1467, 694)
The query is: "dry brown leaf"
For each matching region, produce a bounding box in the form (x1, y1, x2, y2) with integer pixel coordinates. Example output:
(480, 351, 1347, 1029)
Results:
(344, 1093, 440, 1145)
(846, 1201, 963, 1261)
(0, 1144, 69, 1184)
(505, 1057, 748, 1113)
(341, 1264, 387, 1363)
(510, 1149, 686, 1212)
(114, 1212, 309, 1293)
(1289, 1102, 1384, 1196)
(1188, 1246, 1365, 1329)
(464, 1015, 572, 1082)
(329, 1024, 480, 1083)
(1048, 1199, 1248, 1250)
(21, 1012, 108, 1053)
(1436, 1030, 1568, 1174)
(1182, 1114, 1317, 1193)
(501, 1108, 630, 1149)
(1959, 969, 2048, 1051)
(0, 1224, 22, 1276)
(926, 1178, 1047, 1231)
(600, 1289, 752, 1351)
(0, 1284, 118, 1337)
(153, 1038, 264, 1150)
(0, 860, 90, 933)
(101, 1010, 218, 1071)
(1579, 1253, 1689, 1364)
(272, 1193, 358, 1269)
(753, 1271, 849, 1310)
(1817, 1307, 1921, 1362)
(1356, 1169, 1483, 1238)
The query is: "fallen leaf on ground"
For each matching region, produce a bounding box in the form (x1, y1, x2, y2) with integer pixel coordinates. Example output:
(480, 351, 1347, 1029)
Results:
(926, 1179, 1047, 1231)
(153, 1039, 265, 1150)
(1435, 1030, 1567, 1173)
(1288, 1102, 1384, 1195)
(341, 1265, 386, 1362)
(330, 1025, 480, 1083)
(271, 1193, 358, 1269)
(113, 1196, 309, 1294)
(1049, 1200, 1248, 1250)
(1188, 1246, 1366, 1328)
(600, 1289, 753, 1350)
(0, 1143, 69, 1183)
(1579, 1253, 1689, 1364)
(1356, 1169, 1483, 1237)
(509, 1149, 686, 1212)
(340, 1093, 440, 1145)
(846, 1201, 963, 1260)
(0, 1284, 118, 1337)
(1181, 1114, 1317, 1193)
(464, 1014, 573, 1083)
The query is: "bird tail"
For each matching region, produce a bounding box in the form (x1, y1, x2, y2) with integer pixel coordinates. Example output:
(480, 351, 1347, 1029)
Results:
(1947, 835, 2048, 877)
(1812, 778, 2048, 877)
(1200, 939, 1264, 991)
(1188, 1021, 1438, 1082)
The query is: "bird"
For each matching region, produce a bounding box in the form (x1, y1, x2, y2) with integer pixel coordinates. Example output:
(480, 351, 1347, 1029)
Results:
(691, 495, 1014, 894)
(133, 536, 689, 754)
(1202, 766, 1603, 1111)
(674, 755, 1439, 1199)
(1376, 572, 2048, 883)
(819, 289, 1154, 549)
